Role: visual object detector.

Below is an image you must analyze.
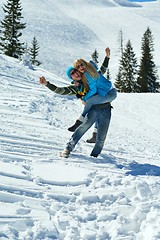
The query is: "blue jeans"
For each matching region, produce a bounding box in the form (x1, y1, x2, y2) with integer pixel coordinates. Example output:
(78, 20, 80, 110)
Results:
(66, 105, 111, 157)
(81, 88, 117, 117)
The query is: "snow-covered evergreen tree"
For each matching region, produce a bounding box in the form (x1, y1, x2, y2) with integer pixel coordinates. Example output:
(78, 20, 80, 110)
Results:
(136, 27, 159, 92)
(29, 37, 41, 66)
(91, 49, 99, 65)
(0, 0, 26, 58)
(115, 40, 138, 92)
(114, 70, 124, 92)
(21, 44, 33, 70)
(118, 29, 124, 55)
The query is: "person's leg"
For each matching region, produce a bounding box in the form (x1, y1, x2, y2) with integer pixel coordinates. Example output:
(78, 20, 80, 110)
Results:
(67, 97, 97, 132)
(90, 107, 111, 157)
(68, 119, 83, 132)
(68, 89, 116, 132)
(105, 88, 117, 102)
(82, 88, 117, 118)
(61, 109, 97, 157)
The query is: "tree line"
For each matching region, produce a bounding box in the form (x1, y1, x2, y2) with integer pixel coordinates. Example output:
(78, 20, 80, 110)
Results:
(92, 27, 159, 93)
(0, 0, 159, 92)
(0, 0, 41, 66)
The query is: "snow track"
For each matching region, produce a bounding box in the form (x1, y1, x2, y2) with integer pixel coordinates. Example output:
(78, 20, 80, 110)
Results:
(0, 55, 160, 239)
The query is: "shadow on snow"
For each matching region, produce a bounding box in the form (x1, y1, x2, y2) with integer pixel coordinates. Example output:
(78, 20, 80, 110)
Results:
(125, 161, 160, 176)
(90, 153, 160, 176)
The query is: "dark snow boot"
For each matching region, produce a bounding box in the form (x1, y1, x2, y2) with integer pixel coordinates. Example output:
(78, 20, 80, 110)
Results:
(90, 153, 98, 158)
(68, 120, 82, 132)
(86, 132, 97, 143)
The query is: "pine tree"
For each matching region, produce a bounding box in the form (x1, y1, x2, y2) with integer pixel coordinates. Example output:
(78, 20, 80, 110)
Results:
(115, 40, 138, 92)
(136, 27, 159, 92)
(114, 68, 124, 92)
(118, 29, 124, 55)
(29, 37, 41, 66)
(91, 49, 99, 65)
(21, 43, 33, 69)
(0, 0, 26, 58)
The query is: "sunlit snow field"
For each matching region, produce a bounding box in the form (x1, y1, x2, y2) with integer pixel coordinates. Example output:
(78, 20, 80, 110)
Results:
(0, 0, 160, 239)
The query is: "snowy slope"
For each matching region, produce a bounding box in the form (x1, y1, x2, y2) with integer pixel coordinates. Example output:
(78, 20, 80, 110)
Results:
(0, 0, 159, 79)
(0, 0, 160, 239)
(0, 53, 160, 239)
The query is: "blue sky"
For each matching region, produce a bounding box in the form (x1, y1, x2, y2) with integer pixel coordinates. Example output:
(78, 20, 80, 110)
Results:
(128, 0, 156, 2)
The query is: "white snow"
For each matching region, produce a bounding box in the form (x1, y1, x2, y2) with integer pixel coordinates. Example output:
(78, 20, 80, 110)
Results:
(0, 0, 160, 239)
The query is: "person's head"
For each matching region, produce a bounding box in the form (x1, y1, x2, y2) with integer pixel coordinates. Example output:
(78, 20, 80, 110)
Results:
(66, 66, 82, 82)
(74, 59, 99, 78)
(73, 59, 86, 73)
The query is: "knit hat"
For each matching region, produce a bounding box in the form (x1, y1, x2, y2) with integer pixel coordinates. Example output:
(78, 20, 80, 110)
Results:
(66, 66, 74, 79)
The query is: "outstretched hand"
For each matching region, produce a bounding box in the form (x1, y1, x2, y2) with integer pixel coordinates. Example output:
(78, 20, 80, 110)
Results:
(105, 47, 110, 58)
(39, 76, 47, 85)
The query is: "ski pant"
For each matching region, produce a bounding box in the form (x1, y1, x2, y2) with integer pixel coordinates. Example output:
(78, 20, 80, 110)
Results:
(81, 88, 117, 117)
(66, 104, 111, 157)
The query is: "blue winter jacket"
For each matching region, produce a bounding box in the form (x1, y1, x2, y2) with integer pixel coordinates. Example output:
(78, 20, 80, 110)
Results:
(82, 63, 112, 102)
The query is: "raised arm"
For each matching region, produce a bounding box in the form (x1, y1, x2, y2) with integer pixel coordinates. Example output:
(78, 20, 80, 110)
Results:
(39, 76, 77, 96)
(99, 47, 110, 75)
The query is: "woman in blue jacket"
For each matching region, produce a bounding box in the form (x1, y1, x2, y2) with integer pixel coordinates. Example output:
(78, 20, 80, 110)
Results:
(67, 48, 117, 132)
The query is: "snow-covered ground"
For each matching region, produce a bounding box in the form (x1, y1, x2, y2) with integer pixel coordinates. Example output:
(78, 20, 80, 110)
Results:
(0, 53, 160, 239)
(0, 0, 160, 239)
